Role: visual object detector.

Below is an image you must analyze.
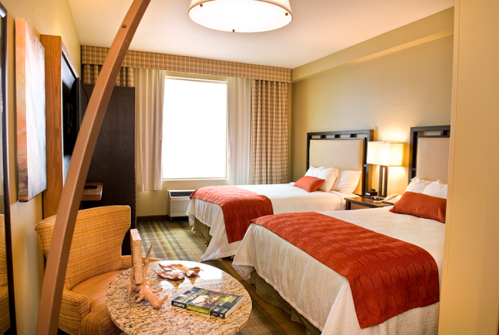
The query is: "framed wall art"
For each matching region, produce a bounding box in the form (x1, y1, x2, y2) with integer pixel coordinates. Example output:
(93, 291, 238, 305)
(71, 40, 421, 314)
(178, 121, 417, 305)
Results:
(15, 18, 46, 202)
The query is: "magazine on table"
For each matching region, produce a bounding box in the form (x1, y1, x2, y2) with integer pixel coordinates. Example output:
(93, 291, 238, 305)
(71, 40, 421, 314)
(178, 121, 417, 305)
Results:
(171, 287, 244, 318)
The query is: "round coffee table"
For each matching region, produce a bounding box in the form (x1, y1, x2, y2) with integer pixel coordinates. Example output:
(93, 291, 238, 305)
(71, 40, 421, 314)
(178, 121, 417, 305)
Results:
(106, 260, 251, 334)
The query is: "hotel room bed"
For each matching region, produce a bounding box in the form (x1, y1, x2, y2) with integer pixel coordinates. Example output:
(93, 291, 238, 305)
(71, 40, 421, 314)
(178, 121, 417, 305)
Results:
(187, 183, 355, 261)
(233, 207, 445, 335)
(232, 125, 451, 335)
(187, 129, 373, 261)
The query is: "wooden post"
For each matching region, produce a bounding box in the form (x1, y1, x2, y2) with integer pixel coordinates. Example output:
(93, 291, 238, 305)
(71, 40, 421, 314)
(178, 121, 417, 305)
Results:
(35, 0, 151, 334)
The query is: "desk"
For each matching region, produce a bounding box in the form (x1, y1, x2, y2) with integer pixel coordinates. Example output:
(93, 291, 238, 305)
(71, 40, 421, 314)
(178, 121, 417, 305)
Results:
(107, 260, 251, 334)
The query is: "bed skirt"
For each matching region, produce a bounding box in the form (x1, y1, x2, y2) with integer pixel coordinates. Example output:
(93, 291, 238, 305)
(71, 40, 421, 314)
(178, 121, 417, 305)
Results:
(192, 217, 213, 245)
(251, 271, 321, 335)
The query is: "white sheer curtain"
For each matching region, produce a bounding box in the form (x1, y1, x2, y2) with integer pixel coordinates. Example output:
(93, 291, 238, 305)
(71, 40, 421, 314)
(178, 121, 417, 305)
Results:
(228, 77, 252, 185)
(134, 68, 167, 191)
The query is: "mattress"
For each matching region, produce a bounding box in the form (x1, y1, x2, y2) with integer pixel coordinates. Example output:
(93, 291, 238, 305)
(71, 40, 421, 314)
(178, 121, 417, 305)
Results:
(232, 207, 445, 335)
(186, 183, 353, 261)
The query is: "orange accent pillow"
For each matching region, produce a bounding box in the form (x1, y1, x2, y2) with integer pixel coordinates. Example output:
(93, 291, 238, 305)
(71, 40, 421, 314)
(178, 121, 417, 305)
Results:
(294, 176, 325, 193)
(390, 191, 447, 223)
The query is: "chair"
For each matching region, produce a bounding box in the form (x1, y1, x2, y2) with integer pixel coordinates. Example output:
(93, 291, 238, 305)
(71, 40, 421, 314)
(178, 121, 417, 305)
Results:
(0, 215, 10, 334)
(36, 206, 157, 335)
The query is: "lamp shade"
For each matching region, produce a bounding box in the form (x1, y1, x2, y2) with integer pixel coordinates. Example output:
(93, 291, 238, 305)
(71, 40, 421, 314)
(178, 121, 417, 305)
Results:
(367, 142, 404, 166)
(188, 0, 293, 33)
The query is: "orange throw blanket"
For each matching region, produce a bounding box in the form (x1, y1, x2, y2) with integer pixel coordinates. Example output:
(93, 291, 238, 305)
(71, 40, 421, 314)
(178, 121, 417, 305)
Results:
(190, 186, 273, 243)
(253, 212, 439, 328)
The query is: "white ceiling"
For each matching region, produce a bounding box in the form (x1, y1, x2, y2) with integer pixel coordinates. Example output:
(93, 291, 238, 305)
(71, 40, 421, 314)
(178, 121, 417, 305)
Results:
(69, 0, 454, 69)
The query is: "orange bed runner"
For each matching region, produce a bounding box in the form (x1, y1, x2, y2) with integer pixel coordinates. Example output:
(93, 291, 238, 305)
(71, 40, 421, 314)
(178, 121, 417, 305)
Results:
(252, 212, 439, 328)
(191, 186, 273, 243)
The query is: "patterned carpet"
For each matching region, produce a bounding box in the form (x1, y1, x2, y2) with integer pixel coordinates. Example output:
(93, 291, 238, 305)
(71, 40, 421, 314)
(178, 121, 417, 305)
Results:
(136, 220, 306, 335)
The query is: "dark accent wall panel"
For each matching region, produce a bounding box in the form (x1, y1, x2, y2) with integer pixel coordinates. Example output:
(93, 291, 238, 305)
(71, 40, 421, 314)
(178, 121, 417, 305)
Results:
(80, 85, 136, 254)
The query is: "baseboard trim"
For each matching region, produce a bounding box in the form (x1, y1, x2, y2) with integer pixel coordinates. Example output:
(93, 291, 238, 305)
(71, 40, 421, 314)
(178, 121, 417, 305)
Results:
(137, 215, 168, 222)
(137, 215, 188, 222)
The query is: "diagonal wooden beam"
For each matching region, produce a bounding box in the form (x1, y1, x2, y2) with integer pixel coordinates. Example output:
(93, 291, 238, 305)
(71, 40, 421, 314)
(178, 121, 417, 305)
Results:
(36, 0, 151, 333)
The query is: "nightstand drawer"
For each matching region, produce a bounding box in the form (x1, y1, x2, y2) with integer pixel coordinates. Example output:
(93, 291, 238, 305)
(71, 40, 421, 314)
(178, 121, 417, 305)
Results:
(345, 197, 392, 210)
(350, 203, 371, 210)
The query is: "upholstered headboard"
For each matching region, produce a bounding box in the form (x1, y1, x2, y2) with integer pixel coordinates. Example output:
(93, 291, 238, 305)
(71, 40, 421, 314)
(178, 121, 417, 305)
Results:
(307, 129, 373, 195)
(409, 125, 451, 183)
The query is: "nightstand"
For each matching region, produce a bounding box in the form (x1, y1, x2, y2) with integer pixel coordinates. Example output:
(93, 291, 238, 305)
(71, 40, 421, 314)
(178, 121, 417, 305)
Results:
(345, 197, 393, 210)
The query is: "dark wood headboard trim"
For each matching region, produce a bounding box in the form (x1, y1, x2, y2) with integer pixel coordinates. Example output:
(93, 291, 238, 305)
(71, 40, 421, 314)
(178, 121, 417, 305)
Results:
(409, 125, 451, 183)
(307, 129, 374, 196)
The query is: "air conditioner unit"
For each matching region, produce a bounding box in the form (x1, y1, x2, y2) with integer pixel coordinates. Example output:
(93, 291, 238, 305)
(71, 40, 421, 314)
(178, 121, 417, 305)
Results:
(167, 189, 194, 220)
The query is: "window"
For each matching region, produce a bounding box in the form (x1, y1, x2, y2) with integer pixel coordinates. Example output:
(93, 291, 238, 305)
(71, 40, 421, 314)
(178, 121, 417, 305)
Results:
(162, 77, 228, 179)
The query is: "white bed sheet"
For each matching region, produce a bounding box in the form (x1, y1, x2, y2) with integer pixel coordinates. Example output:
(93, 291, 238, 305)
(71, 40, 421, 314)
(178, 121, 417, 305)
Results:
(232, 207, 445, 335)
(186, 183, 353, 261)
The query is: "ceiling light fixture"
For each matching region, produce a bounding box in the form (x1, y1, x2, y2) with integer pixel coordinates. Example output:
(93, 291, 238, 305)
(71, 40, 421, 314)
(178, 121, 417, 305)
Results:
(188, 0, 293, 33)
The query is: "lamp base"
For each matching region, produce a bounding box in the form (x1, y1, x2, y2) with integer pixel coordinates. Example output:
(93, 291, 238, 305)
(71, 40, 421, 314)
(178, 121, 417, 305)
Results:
(378, 166, 388, 198)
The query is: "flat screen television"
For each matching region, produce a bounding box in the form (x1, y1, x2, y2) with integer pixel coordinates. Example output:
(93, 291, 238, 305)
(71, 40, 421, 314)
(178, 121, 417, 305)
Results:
(63, 77, 82, 155)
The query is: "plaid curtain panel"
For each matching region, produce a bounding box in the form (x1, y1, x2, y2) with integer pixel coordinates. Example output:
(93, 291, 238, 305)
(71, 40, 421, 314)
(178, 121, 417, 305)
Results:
(252, 80, 289, 184)
(81, 45, 291, 83)
(82, 64, 134, 87)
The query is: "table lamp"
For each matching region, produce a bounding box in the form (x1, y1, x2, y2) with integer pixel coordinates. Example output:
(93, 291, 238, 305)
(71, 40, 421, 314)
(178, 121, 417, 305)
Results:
(366, 142, 404, 198)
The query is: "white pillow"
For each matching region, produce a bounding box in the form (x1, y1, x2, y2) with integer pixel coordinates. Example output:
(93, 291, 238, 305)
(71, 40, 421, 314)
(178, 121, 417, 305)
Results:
(405, 177, 433, 194)
(316, 167, 340, 192)
(423, 180, 448, 199)
(304, 166, 339, 192)
(333, 170, 362, 194)
(305, 166, 322, 177)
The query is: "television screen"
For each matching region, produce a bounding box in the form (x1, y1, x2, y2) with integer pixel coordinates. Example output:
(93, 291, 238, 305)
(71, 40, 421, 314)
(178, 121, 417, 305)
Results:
(63, 78, 81, 155)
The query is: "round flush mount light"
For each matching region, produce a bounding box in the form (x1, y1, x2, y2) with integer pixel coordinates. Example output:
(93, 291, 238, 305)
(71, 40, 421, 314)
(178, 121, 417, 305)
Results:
(188, 0, 293, 33)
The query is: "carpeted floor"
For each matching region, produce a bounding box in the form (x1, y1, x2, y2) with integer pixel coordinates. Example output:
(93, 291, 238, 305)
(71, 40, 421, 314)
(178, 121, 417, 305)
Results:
(136, 219, 306, 335)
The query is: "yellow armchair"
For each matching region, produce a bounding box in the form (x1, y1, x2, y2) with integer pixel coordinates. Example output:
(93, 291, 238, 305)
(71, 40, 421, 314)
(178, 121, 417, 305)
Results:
(0, 215, 10, 334)
(36, 206, 158, 335)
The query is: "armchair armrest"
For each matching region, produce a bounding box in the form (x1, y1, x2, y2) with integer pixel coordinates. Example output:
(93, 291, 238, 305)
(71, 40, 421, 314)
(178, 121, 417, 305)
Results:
(121, 255, 133, 269)
(121, 255, 162, 270)
(59, 288, 90, 335)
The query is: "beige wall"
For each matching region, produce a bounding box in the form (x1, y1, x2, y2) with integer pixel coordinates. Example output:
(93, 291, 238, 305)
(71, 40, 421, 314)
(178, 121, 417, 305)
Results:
(439, 0, 499, 334)
(291, 9, 453, 196)
(293, 9, 454, 83)
(2, 0, 80, 333)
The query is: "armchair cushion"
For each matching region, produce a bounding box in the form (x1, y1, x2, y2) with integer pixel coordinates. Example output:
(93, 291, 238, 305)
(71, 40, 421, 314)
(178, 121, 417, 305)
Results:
(36, 206, 130, 290)
(58, 288, 90, 335)
(0, 215, 7, 287)
(0, 285, 9, 334)
(72, 270, 123, 335)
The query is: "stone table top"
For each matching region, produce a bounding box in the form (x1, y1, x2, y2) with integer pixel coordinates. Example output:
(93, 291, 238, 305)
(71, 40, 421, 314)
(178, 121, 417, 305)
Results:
(106, 260, 252, 335)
